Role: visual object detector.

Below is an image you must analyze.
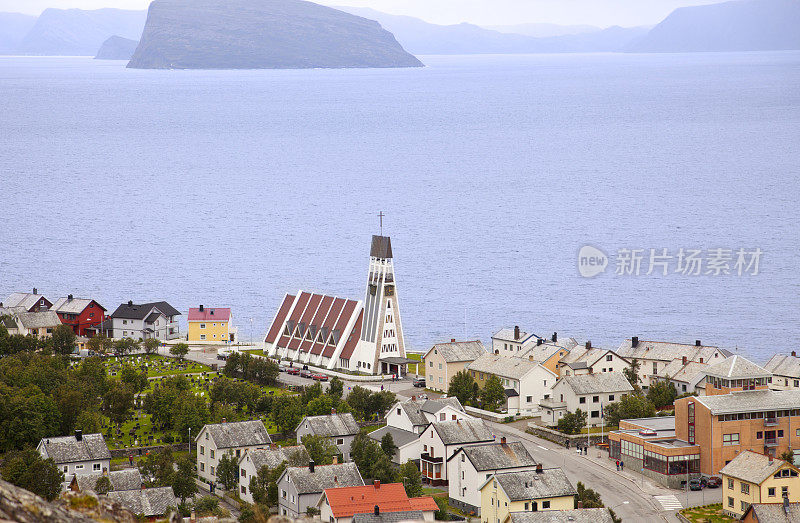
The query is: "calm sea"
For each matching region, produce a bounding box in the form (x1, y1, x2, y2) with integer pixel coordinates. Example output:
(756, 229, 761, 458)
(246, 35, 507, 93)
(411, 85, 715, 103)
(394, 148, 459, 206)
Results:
(1, 53, 799, 362)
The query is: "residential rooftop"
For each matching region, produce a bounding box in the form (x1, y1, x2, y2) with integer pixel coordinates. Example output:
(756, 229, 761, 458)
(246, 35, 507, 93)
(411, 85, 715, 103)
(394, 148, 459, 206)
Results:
(38, 433, 111, 464)
(487, 469, 576, 501)
(765, 353, 800, 379)
(242, 445, 309, 471)
(285, 462, 363, 495)
(468, 353, 543, 380)
(322, 482, 437, 519)
(704, 355, 771, 379)
(452, 441, 537, 471)
(200, 420, 271, 449)
(14, 310, 61, 329)
(298, 412, 360, 437)
(744, 502, 800, 523)
(188, 307, 231, 322)
(720, 450, 793, 484)
(108, 486, 177, 517)
(557, 373, 634, 395)
(426, 340, 486, 362)
(616, 339, 731, 363)
(110, 301, 181, 320)
(431, 419, 494, 445)
(692, 389, 800, 415)
(52, 296, 104, 314)
(506, 508, 614, 523)
(71, 469, 142, 493)
(368, 426, 419, 448)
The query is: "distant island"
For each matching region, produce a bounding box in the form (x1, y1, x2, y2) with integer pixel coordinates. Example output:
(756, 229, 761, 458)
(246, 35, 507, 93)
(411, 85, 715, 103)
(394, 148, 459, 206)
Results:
(95, 35, 138, 60)
(629, 0, 800, 53)
(127, 0, 423, 70)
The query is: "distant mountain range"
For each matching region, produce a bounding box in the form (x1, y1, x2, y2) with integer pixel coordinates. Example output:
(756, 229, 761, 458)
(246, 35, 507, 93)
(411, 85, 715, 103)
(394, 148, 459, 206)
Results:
(336, 6, 648, 54)
(14, 8, 146, 56)
(0, 12, 36, 53)
(127, 0, 423, 69)
(484, 23, 601, 38)
(628, 0, 800, 52)
(95, 35, 138, 60)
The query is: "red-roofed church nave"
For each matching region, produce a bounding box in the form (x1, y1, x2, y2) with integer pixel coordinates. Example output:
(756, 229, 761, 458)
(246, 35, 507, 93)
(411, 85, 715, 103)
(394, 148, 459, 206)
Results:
(263, 235, 411, 376)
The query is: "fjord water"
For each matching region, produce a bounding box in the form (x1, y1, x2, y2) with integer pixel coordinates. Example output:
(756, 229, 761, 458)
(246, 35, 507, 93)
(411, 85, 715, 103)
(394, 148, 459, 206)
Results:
(1, 53, 798, 361)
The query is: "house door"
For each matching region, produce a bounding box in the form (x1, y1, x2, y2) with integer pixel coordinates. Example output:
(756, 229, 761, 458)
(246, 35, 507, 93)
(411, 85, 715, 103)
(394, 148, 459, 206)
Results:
(531, 501, 538, 512)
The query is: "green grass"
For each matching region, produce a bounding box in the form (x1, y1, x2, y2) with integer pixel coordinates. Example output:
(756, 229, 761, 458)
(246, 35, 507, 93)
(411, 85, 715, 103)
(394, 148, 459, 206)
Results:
(243, 349, 266, 357)
(680, 504, 736, 523)
(406, 352, 422, 374)
(360, 423, 386, 434)
(579, 425, 619, 434)
(102, 354, 212, 378)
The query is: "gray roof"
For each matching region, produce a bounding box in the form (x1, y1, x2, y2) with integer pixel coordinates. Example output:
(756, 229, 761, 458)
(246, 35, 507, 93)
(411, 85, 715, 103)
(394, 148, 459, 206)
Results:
(519, 343, 567, 364)
(420, 397, 463, 414)
(765, 354, 800, 379)
(507, 508, 614, 523)
(298, 413, 360, 437)
(746, 503, 800, 523)
(52, 297, 103, 314)
(39, 433, 111, 464)
(244, 445, 310, 471)
(719, 450, 792, 484)
(454, 442, 537, 471)
(108, 486, 177, 517)
(557, 373, 634, 395)
(705, 355, 771, 379)
(432, 419, 494, 445)
(491, 469, 576, 501)
(398, 397, 464, 426)
(492, 328, 534, 343)
(0, 316, 16, 329)
(110, 301, 181, 320)
(693, 389, 800, 415)
(353, 511, 424, 523)
(72, 469, 142, 492)
(4, 292, 49, 311)
(616, 339, 731, 363)
(657, 359, 708, 384)
(467, 354, 543, 380)
(285, 462, 364, 495)
(370, 235, 393, 259)
(426, 340, 486, 363)
(201, 420, 271, 449)
(560, 347, 609, 366)
(15, 310, 62, 329)
(368, 426, 419, 448)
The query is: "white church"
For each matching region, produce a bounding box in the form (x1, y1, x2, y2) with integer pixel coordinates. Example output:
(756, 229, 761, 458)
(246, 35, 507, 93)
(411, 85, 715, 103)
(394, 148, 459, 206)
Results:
(263, 235, 412, 376)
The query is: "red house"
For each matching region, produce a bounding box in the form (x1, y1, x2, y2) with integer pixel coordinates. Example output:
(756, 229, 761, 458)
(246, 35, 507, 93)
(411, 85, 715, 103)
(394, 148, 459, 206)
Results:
(51, 295, 106, 337)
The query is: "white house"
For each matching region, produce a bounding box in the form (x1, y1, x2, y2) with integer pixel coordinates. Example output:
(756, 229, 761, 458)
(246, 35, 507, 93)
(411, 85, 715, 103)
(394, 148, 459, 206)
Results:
(467, 354, 557, 415)
(107, 301, 181, 340)
(540, 373, 634, 428)
(385, 397, 470, 434)
(237, 445, 309, 503)
(616, 337, 731, 389)
(556, 345, 629, 377)
(37, 431, 111, 479)
(491, 327, 538, 355)
(652, 358, 709, 395)
(367, 426, 421, 464)
(277, 461, 363, 517)
(69, 468, 142, 493)
(196, 420, 272, 485)
(447, 439, 539, 515)
(295, 413, 360, 461)
(419, 419, 495, 485)
(9, 310, 62, 339)
(765, 352, 800, 390)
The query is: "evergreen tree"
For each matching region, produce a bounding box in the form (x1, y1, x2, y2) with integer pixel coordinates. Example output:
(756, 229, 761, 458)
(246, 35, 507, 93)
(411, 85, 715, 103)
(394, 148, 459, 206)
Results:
(480, 375, 506, 412)
(400, 460, 423, 497)
(447, 370, 477, 406)
(0, 449, 63, 501)
(172, 456, 198, 503)
(381, 432, 397, 457)
(301, 434, 338, 465)
(217, 452, 239, 491)
(51, 324, 77, 356)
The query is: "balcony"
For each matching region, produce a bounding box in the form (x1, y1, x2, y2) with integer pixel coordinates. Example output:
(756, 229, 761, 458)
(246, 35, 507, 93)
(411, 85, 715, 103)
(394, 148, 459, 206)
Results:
(764, 438, 779, 447)
(764, 418, 778, 427)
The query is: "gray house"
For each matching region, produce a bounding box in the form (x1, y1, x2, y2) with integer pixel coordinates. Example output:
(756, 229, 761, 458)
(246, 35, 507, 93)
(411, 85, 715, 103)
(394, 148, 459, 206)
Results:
(37, 431, 111, 478)
(109, 486, 178, 518)
(107, 300, 181, 340)
(238, 445, 310, 504)
(69, 469, 142, 493)
(277, 461, 363, 517)
(295, 412, 360, 461)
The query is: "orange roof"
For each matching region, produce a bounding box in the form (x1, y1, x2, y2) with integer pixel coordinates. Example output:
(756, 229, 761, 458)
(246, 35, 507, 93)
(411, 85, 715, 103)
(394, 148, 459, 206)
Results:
(323, 483, 437, 518)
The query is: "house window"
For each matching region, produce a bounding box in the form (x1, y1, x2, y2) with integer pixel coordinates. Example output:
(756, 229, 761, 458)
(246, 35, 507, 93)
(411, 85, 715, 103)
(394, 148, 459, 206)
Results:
(200, 324, 206, 329)
(653, 362, 658, 374)
(241, 486, 246, 494)
(440, 413, 445, 421)
(607, 355, 613, 361)
(397, 408, 401, 415)
(579, 397, 586, 404)
(201, 334, 206, 340)
(75, 465, 84, 470)
(205, 433, 209, 440)
(337, 439, 343, 445)
(591, 411, 600, 418)
(282, 490, 287, 499)
(93, 463, 101, 471)
(429, 361, 433, 367)
(200, 446, 204, 455)
(211, 466, 215, 475)
(769, 487, 776, 497)
(200, 462, 205, 471)
(778, 430, 784, 437)
(593, 396, 599, 403)
(782, 486, 788, 496)
(64, 466, 68, 473)
(609, 395, 615, 401)
(210, 449, 215, 458)
(438, 363, 442, 370)
(722, 433, 739, 446)
(741, 483, 749, 494)
(727, 497, 734, 508)
(741, 501, 749, 512)
(756, 432, 762, 439)
(542, 501, 550, 509)
(526, 396, 532, 403)
(241, 468, 246, 477)
(524, 503, 529, 510)
(728, 478, 734, 489)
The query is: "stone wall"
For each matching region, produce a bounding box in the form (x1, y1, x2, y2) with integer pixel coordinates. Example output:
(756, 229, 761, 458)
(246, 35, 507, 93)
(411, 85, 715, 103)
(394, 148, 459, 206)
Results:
(526, 423, 609, 447)
(109, 442, 188, 458)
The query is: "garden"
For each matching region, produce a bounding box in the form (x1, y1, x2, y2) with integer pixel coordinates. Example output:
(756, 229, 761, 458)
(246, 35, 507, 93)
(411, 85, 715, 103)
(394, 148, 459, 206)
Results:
(679, 503, 736, 523)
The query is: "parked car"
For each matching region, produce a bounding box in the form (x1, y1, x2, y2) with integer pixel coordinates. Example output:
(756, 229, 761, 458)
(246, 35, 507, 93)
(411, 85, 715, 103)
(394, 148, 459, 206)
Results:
(312, 374, 328, 381)
(300, 369, 314, 378)
(278, 365, 288, 373)
(286, 368, 300, 375)
(705, 476, 722, 488)
(689, 478, 704, 491)
(413, 377, 426, 388)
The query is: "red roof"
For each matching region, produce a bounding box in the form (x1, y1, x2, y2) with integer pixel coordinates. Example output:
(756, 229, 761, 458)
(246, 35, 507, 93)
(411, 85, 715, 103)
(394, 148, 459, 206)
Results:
(265, 294, 295, 344)
(323, 483, 437, 518)
(338, 309, 364, 360)
(188, 307, 231, 322)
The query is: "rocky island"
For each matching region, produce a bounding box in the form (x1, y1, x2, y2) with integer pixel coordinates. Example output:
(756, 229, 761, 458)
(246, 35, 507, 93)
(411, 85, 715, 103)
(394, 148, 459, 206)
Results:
(127, 0, 423, 70)
(95, 35, 139, 60)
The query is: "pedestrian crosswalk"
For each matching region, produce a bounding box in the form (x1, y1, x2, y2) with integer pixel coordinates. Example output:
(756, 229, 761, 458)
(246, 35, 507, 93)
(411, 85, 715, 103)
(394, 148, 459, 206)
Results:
(654, 494, 683, 511)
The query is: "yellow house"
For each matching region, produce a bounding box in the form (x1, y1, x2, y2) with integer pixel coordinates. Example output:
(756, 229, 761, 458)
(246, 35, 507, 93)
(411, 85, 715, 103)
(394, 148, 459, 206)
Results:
(187, 306, 234, 343)
(479, 468, 577, 523)
(423, 340, 487, 392)
(720, 450, 800, 519)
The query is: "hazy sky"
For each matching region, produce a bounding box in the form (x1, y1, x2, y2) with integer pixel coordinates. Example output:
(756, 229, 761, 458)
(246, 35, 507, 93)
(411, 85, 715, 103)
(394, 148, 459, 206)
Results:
(3, 0, 725, 27)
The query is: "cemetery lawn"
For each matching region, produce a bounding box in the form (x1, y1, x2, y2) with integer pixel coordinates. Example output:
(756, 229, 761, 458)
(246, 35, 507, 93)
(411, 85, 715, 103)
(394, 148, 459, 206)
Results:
(102, 354, 212, 378)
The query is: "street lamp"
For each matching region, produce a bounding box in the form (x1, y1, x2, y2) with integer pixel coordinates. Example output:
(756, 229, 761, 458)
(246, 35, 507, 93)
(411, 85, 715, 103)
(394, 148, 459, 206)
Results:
(188, 427, 191, 456)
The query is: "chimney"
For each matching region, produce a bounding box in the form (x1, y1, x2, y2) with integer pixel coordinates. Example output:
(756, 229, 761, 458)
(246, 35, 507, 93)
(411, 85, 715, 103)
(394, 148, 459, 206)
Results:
(514, 326, 520, 340)
(199, 305, 204, 312)
(68, 294, 73, 301)
(411, 395, 416, 401)
(309, 460, 316, 473)
(682, 356, 688, 365)
(793, 351, 797, 357)
(142, 484, 146, 491)
(128, 300, 133, 306)
(74, 430, 82, 441)
(500, 436, 506, 445)
(696, 340, 701, 346)
(537, 339, 543, 346)
(585, 341, 591, 350)
(221, 418, 226, 423)
(700, 358, 704, 364)
(589, 367, 593, 374)
(631, 336, 639, 348)
(577, 501, 583, 509)
(451, 338, 456, 343)
(33, 287, 37, 295)
(374, 480, 380, 489)
(332, 455, 338, 465)
(769, 454, 774, 465)
(552, 332, 557, 343)
(536, 463, 543, 473)
(374, 505, 380, 516)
